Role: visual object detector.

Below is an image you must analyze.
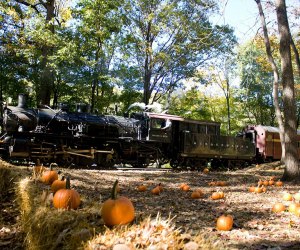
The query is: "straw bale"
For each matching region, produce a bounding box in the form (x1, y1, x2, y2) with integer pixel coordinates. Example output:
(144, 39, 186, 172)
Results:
(86, 214, 226, 250)
(16, 177, 103, 250)
(15, 175, 225, 250)
(0, 160, 27, 201)
(0, 166, 13, 200)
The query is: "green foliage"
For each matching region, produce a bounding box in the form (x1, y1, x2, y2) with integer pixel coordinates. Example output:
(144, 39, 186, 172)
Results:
(168, 87, 212, 120)
(236, 39, 276, 126)
(120, 0, 237, 104)
(2, 0, 288, 135)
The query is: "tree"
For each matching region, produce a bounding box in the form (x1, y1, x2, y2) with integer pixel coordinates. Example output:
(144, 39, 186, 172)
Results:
(168, 86, 212, 120)
(237, 38, 276, 126)
(11, 0, 56, 105)
(1, 0, 73, 105)
(197, 58, 236, 135)
(71, 0, 123, 112)
(255, 0, 300, 181)
(276, 0, 299, 180)
(121, 0, 236, 105)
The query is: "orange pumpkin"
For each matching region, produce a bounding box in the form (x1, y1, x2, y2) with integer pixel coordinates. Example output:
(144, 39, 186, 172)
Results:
(191, 190, 202, 199)
(157, 183, 163, 192)
(53, 177, 81, 210)
(268, 180, 274, 186)
(211, 191, 225, 200)
(182, 184, 190, 191)
(219, 191, 225, 199)
(254, 187, 263, 193)
(294, 192, 300, 201)
(263, 180, 269, 186)
(272, 203, 286, 213)
(51, 176, 66, 194)
(294, 206, 300, 216)
(196, 189, 204, 196)
(41, 163, 58, 185)
(216, 215, 233, 231)
(283, 193, 293, 201)
(275, 180, 283, 187)
(101, 180, 135, 226)
(288, 203, 300, 214)
(249, 186, 255, 192)
(151, 186, 161, 195)
(218, 181, 227, 186)
(137, 184, 147, 192)
(203, 168, 209, 173)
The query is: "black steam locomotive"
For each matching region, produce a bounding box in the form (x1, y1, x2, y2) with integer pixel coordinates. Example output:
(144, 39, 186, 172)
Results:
(0, 94, 256, 169)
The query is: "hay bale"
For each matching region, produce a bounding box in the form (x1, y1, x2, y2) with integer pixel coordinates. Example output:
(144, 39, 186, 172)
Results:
(86, 214, 226, 250)
(16, 177, 104, 250)
(0, 166, 13, 200)
(0, 160, 27, 202)
(15, 167, 226, 250)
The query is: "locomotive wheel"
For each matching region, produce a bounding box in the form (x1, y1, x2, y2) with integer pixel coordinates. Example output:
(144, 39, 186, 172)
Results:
(170, 159, 179, 169)
(96, 151, 118, 169)
(157, 157, 169, 168)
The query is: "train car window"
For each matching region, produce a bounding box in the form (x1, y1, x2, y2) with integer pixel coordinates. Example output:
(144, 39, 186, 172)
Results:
(198, 125, 206, 134)
(190, 124, 197, 133)
(207, 125, 216, 135)
(216, 126, 220, 135)
(151, 118, 167, 129)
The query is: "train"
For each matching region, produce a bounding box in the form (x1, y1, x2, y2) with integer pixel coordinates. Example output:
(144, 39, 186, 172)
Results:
(0, 94, 286, 169)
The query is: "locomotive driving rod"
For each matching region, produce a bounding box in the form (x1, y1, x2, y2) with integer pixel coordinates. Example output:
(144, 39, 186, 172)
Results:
(55, 148, 115, 159)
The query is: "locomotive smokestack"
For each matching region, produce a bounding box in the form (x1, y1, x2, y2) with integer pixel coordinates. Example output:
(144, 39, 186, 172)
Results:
(17, 94, 27, 108)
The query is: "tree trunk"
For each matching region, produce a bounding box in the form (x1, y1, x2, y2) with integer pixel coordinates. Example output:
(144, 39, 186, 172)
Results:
(91, 78, 97, 113)
(226, 77, 231, 135)
(144, 68, 151, 105)
(143, 21, 153, 105)
(38, 0, 55, 106)
(275, 0, 300, 181)
(255, 0, 285, 161)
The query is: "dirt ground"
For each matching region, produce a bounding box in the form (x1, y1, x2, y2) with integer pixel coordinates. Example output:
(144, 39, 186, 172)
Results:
(1, 161, 300, 249)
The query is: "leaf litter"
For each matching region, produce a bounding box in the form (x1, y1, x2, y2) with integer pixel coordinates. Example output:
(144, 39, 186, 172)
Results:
(2, 161, 300, 249)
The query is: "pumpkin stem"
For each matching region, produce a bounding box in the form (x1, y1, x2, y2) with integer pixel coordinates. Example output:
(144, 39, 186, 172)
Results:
(112, 180, 118, 200)
(50, 162, 58, 171)
(66, 176, 71, 189)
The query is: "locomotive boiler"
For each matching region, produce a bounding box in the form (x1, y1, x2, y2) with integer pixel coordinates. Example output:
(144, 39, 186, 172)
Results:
(0, 94, 256, 169)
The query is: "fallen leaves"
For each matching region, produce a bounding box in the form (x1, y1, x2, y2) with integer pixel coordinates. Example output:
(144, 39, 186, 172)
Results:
(3, 161, 300, 249)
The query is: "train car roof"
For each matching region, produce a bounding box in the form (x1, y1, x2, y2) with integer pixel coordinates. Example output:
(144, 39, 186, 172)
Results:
(253, 125, 300, 135)
(147, 112, 221, 126)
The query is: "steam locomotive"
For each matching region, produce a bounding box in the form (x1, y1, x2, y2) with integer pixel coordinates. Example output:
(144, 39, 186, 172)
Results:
(0, 94, 274, 169)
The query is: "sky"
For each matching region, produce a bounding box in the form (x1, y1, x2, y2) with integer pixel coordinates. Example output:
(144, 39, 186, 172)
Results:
(222, 0, 259, 42)
(216, 0, 300, 43)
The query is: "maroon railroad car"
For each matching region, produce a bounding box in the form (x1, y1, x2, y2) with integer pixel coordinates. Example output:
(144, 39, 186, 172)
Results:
(242, 125, 300, 162)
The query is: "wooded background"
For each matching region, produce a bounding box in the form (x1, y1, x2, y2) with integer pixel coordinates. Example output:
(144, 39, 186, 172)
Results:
(0, 0, 299, 135)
